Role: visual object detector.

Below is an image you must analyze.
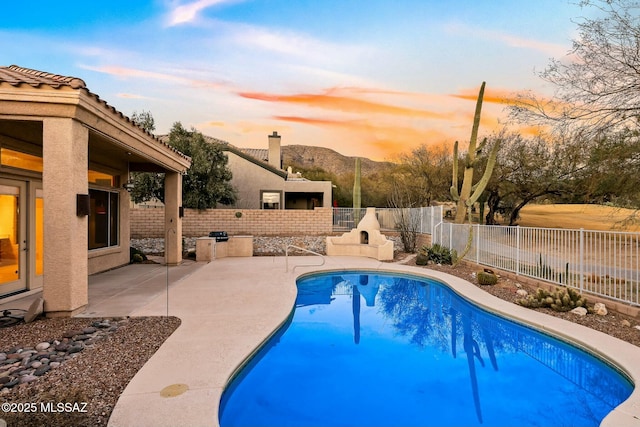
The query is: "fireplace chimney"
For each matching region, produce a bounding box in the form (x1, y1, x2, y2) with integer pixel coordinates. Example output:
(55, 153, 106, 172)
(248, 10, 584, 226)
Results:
(268, 131, 281, 169)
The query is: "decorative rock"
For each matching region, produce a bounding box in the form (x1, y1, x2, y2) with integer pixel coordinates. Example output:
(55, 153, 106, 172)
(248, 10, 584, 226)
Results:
(68, 345, 84, 354)
(516, 289, 528, 297)
(19, 374, 38, 384)
(634, 325, 640, 331)
(0, 317, 128, 394)
(34, 353, 52, 360)
(515, 283, 522, 289)
(55, 343, 69, 352)
(34, 365, 50, 376)
(5, 378, 19, 388)
(621, 319, 631, 327)
(35, 342, 50, 351)
(594, 302, 608, 316)
(62, 330, 83, 339)
(571, 307, 588, 316)
(74, 334, 92, 341)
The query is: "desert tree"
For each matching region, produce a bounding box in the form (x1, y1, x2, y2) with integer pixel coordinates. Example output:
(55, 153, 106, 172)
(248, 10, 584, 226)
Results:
(481, 131, 589, 225)
(395, 142, 453, 207)
(168, 123, 236, 209)
(510, 0, 640, 136)
(129, 116, 236, 209)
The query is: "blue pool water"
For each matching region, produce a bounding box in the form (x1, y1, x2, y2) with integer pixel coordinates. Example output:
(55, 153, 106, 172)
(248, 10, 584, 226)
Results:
(219, 271, 633, 427)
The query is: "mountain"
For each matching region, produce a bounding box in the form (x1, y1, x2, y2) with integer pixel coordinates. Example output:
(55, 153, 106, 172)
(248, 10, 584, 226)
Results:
(282, 145, 395, 177)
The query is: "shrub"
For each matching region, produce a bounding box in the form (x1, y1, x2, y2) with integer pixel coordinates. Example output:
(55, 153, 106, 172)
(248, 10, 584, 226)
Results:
(420, 243, 457, 265)
(129, 246, 148, 263)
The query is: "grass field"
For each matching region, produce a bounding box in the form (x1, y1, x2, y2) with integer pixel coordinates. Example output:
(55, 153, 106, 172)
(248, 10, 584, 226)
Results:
(516, 204, 640, 232)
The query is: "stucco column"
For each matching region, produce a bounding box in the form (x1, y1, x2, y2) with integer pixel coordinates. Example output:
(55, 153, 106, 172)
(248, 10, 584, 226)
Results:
(164, 171, 182, 265)
(42, 118, 88, 317)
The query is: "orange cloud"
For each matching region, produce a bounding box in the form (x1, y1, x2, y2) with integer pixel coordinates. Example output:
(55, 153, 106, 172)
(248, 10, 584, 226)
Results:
(204, 121, 226, 127)
(273, 115, 454, 160)
(238, 89, 448, 119)
(274, 116, 355, 128)
(451, 85, 521, 105)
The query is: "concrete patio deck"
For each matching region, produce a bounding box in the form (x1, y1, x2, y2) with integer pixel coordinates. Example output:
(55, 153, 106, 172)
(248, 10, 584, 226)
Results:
(2, 256, 640, 426)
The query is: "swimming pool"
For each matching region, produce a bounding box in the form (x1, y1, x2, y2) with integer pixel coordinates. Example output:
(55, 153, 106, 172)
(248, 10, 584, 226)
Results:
(219, 270, 633, 427)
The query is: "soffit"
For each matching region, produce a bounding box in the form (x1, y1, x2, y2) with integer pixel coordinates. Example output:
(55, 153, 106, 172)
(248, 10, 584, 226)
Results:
(0, 65, 191, 171)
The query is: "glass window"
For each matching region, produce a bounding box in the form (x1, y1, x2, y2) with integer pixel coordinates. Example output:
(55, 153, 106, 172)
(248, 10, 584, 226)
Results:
(88, 189, 119, 250)
(0, 185, 20, 285)
(35, 189, 43, 276)
(262, 192, 281, 209)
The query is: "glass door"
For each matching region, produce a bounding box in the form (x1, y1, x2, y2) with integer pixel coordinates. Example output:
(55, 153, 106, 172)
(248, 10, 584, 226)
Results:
(0, 179, 27, 296)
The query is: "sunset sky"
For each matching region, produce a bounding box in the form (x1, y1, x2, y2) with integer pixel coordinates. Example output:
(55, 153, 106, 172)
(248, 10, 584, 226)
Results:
(2, 1, 587, 160)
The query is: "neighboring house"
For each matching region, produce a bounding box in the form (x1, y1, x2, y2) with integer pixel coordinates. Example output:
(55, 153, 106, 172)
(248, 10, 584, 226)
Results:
(0, 65, 190, 316)
(210, 131, 333, 210)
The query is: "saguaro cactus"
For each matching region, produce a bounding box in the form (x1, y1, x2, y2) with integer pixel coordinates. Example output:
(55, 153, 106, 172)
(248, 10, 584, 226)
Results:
(450, 82, 500, 224)
(353, 157, 362, 224)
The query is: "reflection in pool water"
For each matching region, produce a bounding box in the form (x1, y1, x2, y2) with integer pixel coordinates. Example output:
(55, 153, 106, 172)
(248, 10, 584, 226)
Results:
(219, 271, 633, 427)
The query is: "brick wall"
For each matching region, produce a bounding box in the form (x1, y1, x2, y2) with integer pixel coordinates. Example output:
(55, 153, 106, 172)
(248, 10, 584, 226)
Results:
(130, 207, 333, 238)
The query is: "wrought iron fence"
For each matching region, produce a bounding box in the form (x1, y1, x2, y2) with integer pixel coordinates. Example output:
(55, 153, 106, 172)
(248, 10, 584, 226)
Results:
(433, 223, 640, 307)
(332, 206, 444, 235)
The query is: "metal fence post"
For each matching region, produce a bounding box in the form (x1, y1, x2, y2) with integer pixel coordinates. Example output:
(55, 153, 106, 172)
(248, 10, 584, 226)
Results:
(475, 224, 480, 263)
(431, 206, 436, 235)
(516, 226, 520, 276)
(579, 228, 584, 294)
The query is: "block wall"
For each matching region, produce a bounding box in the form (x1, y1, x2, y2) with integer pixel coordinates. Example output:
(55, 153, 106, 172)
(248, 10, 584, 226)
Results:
(130, 207, 333, 238)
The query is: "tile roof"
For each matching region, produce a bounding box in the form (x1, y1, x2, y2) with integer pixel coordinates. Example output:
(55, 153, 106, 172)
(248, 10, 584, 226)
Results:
(0, 65, 190, 163)
(240, 148, 268, 162)
(0, 65, 86, 89)
(197, 135, 287, 179)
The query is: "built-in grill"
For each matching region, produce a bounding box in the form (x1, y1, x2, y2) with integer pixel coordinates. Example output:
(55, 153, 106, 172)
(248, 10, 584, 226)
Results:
(208, 231, 229, 242)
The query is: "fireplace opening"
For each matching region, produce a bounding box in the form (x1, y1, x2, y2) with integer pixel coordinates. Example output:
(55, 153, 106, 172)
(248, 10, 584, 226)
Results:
(360, 231, 369, 244)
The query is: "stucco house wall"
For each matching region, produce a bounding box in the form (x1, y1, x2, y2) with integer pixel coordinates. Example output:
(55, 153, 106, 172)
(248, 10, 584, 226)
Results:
(284, 179, 332, 209)
(225, 150, 286, 209)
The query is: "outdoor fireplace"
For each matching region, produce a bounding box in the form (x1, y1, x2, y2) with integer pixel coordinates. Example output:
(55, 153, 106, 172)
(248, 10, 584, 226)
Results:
(326, 207, 393, 261)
